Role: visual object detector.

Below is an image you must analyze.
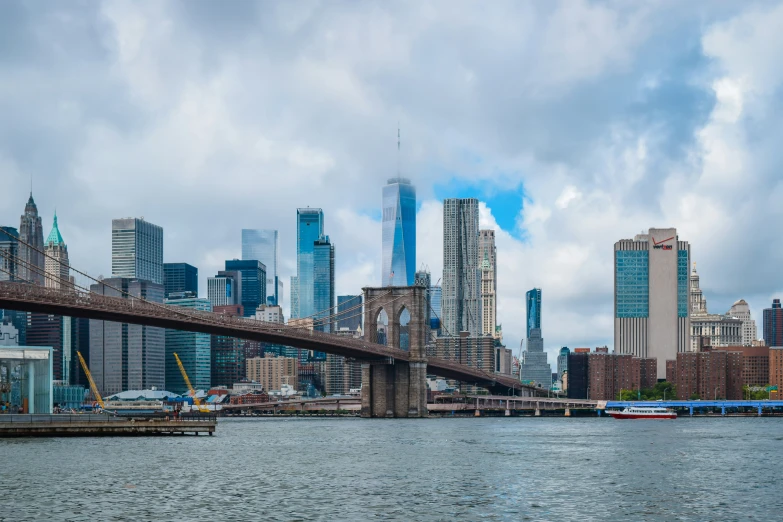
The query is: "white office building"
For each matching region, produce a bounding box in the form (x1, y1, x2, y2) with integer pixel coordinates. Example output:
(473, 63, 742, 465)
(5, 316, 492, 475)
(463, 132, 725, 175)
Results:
(111, 218, 163, 285)
(614, 228, 690, 378)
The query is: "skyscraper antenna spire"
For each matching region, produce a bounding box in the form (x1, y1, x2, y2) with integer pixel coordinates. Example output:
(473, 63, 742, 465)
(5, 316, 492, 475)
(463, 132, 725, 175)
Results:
(397, 123, 400, 177)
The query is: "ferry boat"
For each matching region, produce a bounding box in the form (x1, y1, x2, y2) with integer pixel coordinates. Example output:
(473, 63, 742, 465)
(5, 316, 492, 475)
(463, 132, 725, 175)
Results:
(608, 406, 676, 419)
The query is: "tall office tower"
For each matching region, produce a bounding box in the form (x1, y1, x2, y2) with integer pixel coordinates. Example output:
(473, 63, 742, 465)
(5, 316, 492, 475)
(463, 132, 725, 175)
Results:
(429, 285, 442, 332)
(0, 227, 19, 282)
(382, 178, 416, 286)
(727, 299, 757, 346)
(442, 198, 481, 336)
(557, 347, 570, 382)
(313, 236, 335, 333)
(207, 270, 242, 308)
(291, 208, 324, 319)
(43, 213, 69, 289)
(337, 295, 362, 331)
(614, 228, 690, 378)
(520, 328, 553, 388)
(27, 312, 69, 381)
(18, 193, 44, 285)
(526, 288, 542, 339)
(165, 295, 212, 394)
(242, 229, 281, 306)
(479, 230, 497, 338)
(225, 259, 266, 318)
(111, 218, 164, 284)
(764, 299, 783, 347)
(0, 227, 27, 345)
(89, 278, 165, 395)
(163, 263, 197, 298)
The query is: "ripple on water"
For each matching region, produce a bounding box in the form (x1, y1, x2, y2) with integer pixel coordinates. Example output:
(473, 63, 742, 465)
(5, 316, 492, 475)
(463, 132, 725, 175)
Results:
(1, 417, 783, 521)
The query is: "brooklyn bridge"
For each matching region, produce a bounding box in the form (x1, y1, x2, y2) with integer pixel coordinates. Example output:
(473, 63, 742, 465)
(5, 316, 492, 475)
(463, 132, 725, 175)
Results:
(0, 279, 544, 418)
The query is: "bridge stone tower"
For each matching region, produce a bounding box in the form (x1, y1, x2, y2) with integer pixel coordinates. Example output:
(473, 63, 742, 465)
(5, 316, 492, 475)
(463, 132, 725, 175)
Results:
(361, 285, 428, 418)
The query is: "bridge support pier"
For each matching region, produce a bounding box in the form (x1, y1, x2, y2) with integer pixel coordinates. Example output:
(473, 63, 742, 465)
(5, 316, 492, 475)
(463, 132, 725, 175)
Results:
(360, 361, 427, 418)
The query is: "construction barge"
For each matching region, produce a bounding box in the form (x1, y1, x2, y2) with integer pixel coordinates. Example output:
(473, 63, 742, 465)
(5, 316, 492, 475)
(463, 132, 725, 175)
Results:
(0, 413, 217, 437)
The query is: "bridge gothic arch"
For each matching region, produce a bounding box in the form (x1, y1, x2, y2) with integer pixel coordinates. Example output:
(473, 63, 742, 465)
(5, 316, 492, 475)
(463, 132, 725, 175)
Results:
(360, 285, 429, 418)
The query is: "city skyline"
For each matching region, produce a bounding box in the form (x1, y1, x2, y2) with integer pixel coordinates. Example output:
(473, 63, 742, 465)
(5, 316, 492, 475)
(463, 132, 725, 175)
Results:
(2, 2, 783, 362)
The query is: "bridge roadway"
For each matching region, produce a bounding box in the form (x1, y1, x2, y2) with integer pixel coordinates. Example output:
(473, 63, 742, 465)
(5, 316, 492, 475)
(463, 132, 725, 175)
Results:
(0, 282, 535, 395)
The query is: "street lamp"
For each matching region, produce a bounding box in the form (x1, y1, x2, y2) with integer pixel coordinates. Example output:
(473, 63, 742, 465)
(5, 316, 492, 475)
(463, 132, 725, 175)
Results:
(663, 389, 667, 401)
(587, 387, 590, 401)
(714, 387, 719, 401)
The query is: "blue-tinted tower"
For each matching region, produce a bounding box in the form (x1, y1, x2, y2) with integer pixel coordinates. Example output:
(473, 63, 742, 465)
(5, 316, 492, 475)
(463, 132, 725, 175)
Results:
(313, 236, 335, 334)
(225, 259, 266, 318)
(292, 208, 324, 319)
(382, 178, 416, 286)
(526, 288, 542, 339)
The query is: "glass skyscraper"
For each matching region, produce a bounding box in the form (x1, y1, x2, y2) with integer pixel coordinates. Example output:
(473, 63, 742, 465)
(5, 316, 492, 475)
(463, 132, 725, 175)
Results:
(291, 208, 324, 319)
(111, 218, 164, 285)
(382, 178, 416, 286)
(241, 229, 281, 306)
(526, 288, 542, 339)
(313, 236, 335, 334)
(225, 259, 266, 318)
(337, 295, 362, 331)
(163, 262, 198, 298)
(165, 296, 212, 393)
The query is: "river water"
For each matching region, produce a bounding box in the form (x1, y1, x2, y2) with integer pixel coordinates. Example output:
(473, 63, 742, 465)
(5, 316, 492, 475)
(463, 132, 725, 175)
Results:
(1, 417, 782, 521)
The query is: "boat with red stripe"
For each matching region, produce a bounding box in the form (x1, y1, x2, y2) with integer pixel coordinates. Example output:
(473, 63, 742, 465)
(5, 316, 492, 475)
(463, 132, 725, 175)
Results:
(608, 406, 676, 419)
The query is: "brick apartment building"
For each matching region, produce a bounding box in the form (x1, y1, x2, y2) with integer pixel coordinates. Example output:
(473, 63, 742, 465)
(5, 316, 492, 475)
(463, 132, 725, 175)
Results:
(568, 351, 657, 400)
(669, 349, 743, 400)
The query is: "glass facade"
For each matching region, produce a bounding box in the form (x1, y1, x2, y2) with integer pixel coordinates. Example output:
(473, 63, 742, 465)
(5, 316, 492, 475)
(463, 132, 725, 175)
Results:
(525, 288, 542, 338)
(111, 218, 163, 285)
(225, 259, 266, 318)
(615, 251, 649, 318)
(429, 285, 442, 332)
(241, 229, 279, 305)
(381, 178, 416, 286)
(313, 237, 335, 334)
(292, 209, 324, 319)
(163, 262, 198, 298)
(677, 250, 688, 318)
(337, 295, 362, 331)
(164, 297, 212, 394)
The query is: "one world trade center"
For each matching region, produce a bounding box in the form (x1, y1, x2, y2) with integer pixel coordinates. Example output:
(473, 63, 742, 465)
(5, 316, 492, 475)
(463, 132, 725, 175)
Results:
(382, 177, 416, 286)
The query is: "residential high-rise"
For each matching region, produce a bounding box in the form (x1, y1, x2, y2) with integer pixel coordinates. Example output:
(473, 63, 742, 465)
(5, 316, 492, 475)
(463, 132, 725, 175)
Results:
(207, 271, 242, 308)
(442, 198, 481, 336)
(337, 295, 362, 331)
(165, 295, 211, 394)
(526, 288, 542, 339)
(727, 299, 758, 346)
(242, 229, 282, 306)
(291, 208, 324, 319)
(163, 263, 197, 298)
(764, 299, 783, 347)
(246, 355, 299, 392)
(89, 278, 165, 395)
(18, 193, 44, 285)
(382, 178, 416, 286)
(43, 213, 69, 289)
(111, 218, 163, 284)
(313, 236, 335, 333)
(520, 328, 552, 388)
(479, 230, 497, 339)
(614, 228, 690, 378)
(225, 259, 267, 318)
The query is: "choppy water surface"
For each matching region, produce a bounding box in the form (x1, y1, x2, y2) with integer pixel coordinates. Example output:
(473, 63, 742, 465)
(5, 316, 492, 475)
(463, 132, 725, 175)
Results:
(1, 417, 782, 521)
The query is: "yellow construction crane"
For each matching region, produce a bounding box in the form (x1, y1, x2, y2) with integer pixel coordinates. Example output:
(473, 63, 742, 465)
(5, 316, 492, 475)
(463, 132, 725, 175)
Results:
(173, 352, 209, 413)
(76, 351, 105, 410)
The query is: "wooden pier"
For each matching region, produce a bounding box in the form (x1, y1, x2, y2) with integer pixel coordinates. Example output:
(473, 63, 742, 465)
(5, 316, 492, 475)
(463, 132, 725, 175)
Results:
(0, 414, 217, 437)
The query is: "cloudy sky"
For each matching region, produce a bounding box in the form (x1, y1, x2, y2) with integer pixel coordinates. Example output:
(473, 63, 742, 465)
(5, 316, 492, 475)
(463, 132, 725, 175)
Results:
(2, 0, 783, 362)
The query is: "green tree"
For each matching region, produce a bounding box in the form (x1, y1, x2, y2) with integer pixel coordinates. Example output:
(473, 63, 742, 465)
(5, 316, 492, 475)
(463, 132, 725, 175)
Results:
(689, 392, 700, 400)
